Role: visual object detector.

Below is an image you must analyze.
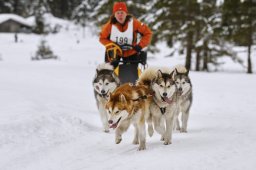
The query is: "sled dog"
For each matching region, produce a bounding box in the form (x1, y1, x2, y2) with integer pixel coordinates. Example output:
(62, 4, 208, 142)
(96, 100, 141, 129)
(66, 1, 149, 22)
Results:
(173, 65, 193, 133)
(93, 63, 120, 132)
(105, 83, 152, 150)
(137, 67, 178, 145)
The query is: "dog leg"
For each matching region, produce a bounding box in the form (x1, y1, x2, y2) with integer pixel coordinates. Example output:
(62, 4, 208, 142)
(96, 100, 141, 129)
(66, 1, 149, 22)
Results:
(160, 118, 165, 141)
(115, 128, 122, 144)
(147, 114, 154, 137)
(99, 105, 109, 133)
(175, 114, 181, 131)
(180, 101, 191, 133)
(163, 115, 174, 145)
(138, 121, 146, 151)
(115, 120, 130, 144)
(173, 106, 181, 131)
(181, 112, 189, 133)
(133, 123, 139, 145)
(153, 116, 165, 135)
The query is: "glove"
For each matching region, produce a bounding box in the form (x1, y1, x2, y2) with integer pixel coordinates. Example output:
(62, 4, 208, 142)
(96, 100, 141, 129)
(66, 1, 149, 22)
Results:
(110, 59, 119, 68)
(134, 45, 142, 52)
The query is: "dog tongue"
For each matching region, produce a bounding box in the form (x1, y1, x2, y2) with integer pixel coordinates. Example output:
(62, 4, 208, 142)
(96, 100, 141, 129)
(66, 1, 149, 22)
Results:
(110, 123, 117, 129)
(163, 97, 172, 104)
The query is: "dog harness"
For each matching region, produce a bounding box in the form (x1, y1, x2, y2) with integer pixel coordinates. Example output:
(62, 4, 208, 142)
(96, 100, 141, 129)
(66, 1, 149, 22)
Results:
(153, 97, 168, 115)
(132, 95, 148, 101)
(160, 107, 166, 115)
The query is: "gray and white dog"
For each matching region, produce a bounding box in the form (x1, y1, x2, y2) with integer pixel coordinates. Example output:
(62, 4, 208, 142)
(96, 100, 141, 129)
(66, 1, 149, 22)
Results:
(93, 63, 120, 132)
(173, 65, 193, 133)
(137, 67, 178, 145)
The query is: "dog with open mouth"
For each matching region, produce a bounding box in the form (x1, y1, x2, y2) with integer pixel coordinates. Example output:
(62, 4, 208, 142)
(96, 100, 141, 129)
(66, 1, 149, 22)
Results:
(93, 63, 120, 133)
(105, 83, 152, 151)
(137, 67, 178, 145)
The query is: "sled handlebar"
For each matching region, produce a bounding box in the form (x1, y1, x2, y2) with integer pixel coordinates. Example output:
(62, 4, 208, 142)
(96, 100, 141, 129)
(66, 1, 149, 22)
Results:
(118, 44, 135, 51)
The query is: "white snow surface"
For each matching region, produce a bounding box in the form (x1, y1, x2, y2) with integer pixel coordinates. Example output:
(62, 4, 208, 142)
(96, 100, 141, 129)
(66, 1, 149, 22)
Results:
(0, 26, 256, 170)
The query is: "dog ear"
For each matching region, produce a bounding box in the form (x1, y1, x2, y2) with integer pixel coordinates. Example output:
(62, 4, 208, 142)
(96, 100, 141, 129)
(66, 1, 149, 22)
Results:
(175, 68, 179, 74)
(108, 92, 113, 101)
(170, 70, 175, 80)
(112, 72, 120, 85)
(172, 68, 178, 79)
(120, 94, 127, 103)
(185, 69, 189, 76)
(157, 69, 163, 78)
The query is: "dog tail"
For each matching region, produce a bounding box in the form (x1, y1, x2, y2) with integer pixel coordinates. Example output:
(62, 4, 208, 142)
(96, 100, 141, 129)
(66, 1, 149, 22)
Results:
(173, 64, 187, 74)
(137, 67, 157, 87)
(96, 63, 113, 71)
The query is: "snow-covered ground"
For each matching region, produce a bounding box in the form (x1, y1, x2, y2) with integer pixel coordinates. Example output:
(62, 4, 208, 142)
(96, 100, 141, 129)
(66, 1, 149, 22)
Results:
(0, 25, 256, 170)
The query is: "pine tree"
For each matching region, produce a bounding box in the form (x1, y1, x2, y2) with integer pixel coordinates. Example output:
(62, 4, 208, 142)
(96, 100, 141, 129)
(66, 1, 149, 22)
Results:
(72, 0, 100, 37)
(194, 0, 222, 71)
(0, 0, 27, 16)
(222, 0, 256, 74)
(91, 0, 115, 27)
(239, 0, 256, 73)
(33, 0, 50, 34)
(32, 39, 58, 60)
(149, 0, 200, 70)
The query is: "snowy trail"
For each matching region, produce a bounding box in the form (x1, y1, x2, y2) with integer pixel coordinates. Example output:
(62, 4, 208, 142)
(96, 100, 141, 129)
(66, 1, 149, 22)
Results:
(1, 61, 256, 170)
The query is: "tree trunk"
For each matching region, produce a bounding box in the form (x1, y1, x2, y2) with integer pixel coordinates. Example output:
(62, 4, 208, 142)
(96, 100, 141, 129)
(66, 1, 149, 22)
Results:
(247, 44, 252, 74)
(202, 40, 208, 71)
(195, 48, 201, 71)
(195, 21, 201, 71)
(247, 9, 253, 74)
(185, 31, 193, 71)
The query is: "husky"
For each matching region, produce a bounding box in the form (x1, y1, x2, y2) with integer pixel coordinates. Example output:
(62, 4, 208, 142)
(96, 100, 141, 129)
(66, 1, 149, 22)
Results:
(137, 67, 178, 145)
(105, 83, 152, 150)
(93, 63, 120, 132)
(173, 65, 193, 133)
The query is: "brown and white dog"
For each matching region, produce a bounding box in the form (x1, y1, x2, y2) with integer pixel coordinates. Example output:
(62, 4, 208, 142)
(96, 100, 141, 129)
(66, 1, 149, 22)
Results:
(105, 83, 153, 151)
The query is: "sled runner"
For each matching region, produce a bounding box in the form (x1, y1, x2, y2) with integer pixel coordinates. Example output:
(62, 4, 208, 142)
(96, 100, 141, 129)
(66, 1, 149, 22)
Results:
(105, 43, 147, 84)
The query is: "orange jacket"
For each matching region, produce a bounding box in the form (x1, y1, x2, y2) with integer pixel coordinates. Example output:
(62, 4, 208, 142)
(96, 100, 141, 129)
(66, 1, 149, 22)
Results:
(99, 15, 152, 58)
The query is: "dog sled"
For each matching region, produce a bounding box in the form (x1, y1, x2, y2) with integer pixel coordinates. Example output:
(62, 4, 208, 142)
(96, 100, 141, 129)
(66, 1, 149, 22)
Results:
(105, 43, 147, 84)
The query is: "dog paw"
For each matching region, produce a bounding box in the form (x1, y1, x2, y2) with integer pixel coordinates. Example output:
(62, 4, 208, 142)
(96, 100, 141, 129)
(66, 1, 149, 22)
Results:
(138, 145, 146, 151)
(180, 128, 187, 133)
(115, 138, 122, 144)
(104, 129, 110, 133)
(176, 127, 181, 131)
(132, 139, 139, 145)
(164, 140, 172, 145)
(160, 136, 165, 141)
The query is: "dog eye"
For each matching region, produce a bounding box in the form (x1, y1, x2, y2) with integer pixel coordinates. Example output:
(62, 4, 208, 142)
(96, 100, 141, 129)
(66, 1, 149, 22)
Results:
(167, 85, 171, 88)
(99, 83, 102, 85)
(175, 81, 179, 84)
(108, 110, 111, 114)
(105, 82, 109, 85)
(182, 82, 185, 84)
(115, 111, 119, 114)
(160, 84, 163, 87)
